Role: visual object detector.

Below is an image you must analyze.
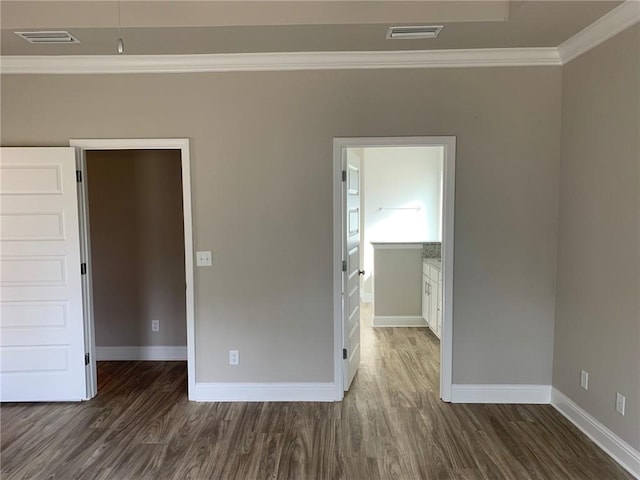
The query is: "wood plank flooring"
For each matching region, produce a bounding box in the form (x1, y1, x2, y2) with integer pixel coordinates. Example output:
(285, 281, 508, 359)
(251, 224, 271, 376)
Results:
(1, 307, 633, 479)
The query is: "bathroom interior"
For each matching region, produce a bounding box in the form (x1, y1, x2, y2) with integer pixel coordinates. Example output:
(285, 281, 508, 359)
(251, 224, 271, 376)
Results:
(350, 145, 444, 342)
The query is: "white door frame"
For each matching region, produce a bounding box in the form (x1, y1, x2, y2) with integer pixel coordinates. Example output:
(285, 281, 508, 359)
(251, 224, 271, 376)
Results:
(69, 138, 195, 401)
(333, 136, 456, 402)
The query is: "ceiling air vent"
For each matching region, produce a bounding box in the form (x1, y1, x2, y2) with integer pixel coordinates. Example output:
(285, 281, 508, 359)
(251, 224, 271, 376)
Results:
(15, 31, 80, 44)
(386, 25, 444, 40)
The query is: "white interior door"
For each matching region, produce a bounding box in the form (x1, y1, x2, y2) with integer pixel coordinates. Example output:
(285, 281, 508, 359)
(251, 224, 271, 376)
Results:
(0, 147, 87, 401)
(343, 149, 362, 390)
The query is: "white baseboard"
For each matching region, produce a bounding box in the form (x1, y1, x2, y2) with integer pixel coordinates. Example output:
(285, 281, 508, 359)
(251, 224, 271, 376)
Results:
(451, 384, 551, 404)
(361, 292, 373, 303)
(96, 346, 187, 361)
(551, 388, 640, 479)
(193, 382, 338, 402)
(372, 315, 426, 327)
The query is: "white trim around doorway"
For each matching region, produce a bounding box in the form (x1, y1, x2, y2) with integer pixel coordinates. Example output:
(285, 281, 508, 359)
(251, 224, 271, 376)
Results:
(332, 136, 456, 402)
(69, 138, 196, 401)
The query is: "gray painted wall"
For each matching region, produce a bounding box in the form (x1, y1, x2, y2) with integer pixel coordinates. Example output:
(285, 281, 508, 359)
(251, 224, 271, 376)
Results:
(0, 66, 561, 384)
(86, 149, 187, 348)
(373, 247, 423, 317)
(554, 25, 640, 450)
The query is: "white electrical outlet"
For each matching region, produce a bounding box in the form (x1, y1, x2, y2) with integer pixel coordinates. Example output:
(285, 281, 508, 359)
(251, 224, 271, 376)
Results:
(229, 350, 239, 365)
(196, 251, 212, 267)
(151, 320, 160, 332)
(616, 392, 626, 416)
(580, 370, 589, 390)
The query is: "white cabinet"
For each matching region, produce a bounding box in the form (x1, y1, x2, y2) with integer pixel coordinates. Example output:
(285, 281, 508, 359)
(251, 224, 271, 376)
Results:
(434, 279, 442, 337)
(437, 281, 442, 337)
(422, 260, 442, 339)
(421, 273, 429, 322)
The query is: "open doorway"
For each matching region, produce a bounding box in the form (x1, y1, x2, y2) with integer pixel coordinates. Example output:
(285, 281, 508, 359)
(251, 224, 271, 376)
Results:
(358, 146, 443, 326)
(333, 137, 455, 402)
(86, 150, 185, 354)
(71, 139, 195, 400)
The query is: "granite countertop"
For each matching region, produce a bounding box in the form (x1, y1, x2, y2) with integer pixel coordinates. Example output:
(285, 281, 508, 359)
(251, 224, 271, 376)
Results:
(422, 242, 442, 270)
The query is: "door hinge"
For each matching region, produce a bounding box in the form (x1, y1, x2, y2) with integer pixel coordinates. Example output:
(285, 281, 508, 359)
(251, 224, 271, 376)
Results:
(342, 260, 347, 272)
(76, 170, 82, 182)
(84, 353, 90, 365)
(342, 170, 346, 182)
(81, 263, 87, 275)
(343, 348, 347, 360)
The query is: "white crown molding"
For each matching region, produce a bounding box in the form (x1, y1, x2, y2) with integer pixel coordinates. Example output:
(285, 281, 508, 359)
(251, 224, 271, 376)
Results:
(558, 0, 640, 64)
(2, 2, 636, 75)
(450, 384, 551, 404)
(0, 48, 561, 75)
(551, 388, 640, 479)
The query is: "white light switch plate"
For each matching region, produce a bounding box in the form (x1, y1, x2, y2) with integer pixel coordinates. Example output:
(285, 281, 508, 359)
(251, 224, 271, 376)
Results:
(580, 370, 589, 390)
(616, 392, 626, 415)
(196, 251, 212, 267)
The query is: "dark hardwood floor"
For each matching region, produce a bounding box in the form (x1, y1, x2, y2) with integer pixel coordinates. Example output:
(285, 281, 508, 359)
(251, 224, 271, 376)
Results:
(1, 306, 633, 479)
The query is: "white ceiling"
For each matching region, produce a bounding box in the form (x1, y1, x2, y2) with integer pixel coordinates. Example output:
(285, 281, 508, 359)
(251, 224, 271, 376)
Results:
(0, 1, 624, 56)
(1, 1, 513, 28)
